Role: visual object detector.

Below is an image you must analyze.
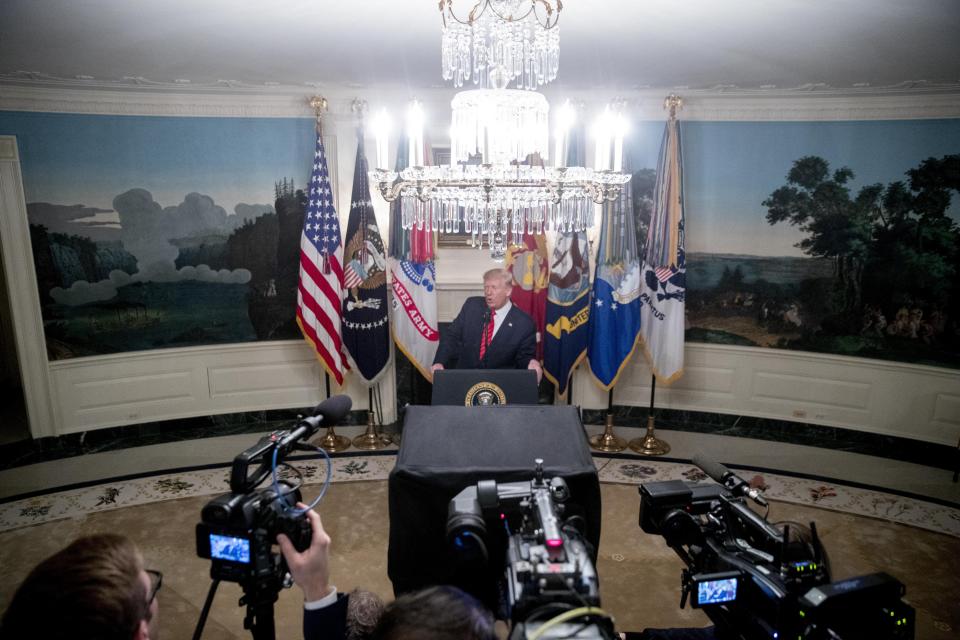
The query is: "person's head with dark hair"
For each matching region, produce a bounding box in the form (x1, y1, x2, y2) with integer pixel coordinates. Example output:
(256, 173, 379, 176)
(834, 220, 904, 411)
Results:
(370, 585, 496, 640)
(1, 534, 159, 640)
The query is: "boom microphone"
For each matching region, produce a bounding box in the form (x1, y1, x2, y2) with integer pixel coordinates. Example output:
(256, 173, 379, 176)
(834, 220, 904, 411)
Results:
(313, 394, 353, 426)
(280, 394, 353, 449)
(692, 453, 768, 507)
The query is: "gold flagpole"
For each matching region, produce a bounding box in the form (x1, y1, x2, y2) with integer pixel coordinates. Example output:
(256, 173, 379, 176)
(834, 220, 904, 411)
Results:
(353, 385, 392, 450)
(589, 388, 627, 452)
(628, 94, 682, 457)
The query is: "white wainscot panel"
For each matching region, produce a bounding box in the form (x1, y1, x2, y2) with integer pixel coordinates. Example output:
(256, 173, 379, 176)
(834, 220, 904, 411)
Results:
(573, 343, 960, 445)
(933, 394, 960, 426)
(751, 372, 871, 410)
(49, 341, 395, 434)
(437, 284, 481, 322)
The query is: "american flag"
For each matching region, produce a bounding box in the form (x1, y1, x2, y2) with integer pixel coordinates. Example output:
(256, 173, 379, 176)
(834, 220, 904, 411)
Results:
(297, 132, 347, 385)
(654, 265, 674, 284)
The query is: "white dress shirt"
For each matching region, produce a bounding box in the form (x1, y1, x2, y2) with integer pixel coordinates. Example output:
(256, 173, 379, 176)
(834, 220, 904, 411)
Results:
(490, 300, 512, 339)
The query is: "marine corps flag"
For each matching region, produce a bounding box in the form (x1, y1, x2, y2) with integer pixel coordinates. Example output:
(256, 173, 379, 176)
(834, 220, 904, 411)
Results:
(587, 167, 642, 390)
(639, 113, 686, 383)
(506, 232, 549, 360)
(341, 135, 390, 383)
(543, 231, 590, 395)
(388, 134, 440, 381)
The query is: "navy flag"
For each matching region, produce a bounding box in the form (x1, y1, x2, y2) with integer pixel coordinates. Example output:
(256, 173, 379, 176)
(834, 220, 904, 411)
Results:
(543, 119, 591, 395)
(543, 231, 590, 395)
(341, 134, 390, 383)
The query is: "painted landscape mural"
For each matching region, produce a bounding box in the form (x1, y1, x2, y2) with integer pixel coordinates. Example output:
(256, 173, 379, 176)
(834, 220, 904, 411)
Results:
(2, 111, 958, 369)
(1, 112, 316, 360)
(646, 119, 960, 369)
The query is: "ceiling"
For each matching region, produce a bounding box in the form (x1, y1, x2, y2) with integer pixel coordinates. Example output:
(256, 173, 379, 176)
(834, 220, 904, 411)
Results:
(2, 0, 959, 95)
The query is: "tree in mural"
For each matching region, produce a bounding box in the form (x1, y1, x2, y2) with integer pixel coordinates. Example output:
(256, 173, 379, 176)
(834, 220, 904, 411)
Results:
(864, 155, 960, 315)
(763, 156, 877, 329)
(631, 167, 656, 253)
(227, 178, 307, 340)
(765, 154, 960, 359)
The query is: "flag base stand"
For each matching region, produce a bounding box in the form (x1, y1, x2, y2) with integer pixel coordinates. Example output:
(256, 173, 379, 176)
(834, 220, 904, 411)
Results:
(318, 426, 351, 453)
(629, 416, 671, 456)
(352, 410, 391, 450)
(589, 413, 628, 452)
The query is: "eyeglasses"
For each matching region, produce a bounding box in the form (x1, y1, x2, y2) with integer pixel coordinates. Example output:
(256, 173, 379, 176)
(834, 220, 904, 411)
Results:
(145, 569, 163, 605)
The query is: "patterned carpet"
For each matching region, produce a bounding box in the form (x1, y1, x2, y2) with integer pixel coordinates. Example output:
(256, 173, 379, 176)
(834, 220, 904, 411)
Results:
(2, 453, 958, 538)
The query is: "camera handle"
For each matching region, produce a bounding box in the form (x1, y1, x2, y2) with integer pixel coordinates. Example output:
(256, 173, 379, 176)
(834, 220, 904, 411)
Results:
(679, 569, 691, 609)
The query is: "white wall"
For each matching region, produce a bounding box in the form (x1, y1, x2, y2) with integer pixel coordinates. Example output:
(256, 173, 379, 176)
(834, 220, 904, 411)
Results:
(1, 86, 959, 445)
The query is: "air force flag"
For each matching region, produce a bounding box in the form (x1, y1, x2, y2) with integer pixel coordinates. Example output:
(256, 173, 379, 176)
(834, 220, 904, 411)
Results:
(588, 190, 642, 390)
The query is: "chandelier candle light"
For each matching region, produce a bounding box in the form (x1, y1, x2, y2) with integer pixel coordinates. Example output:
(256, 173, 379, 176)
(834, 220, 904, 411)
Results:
(369, 0, 631, 260)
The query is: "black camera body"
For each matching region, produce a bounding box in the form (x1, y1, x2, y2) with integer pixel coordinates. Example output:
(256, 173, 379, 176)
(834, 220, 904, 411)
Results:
(195, 428, 316, 586)
(447, 460, 614, 640)
(191, 395, 351, 640)
(196, 481, 311, 583)
(639, 467, 915, 640)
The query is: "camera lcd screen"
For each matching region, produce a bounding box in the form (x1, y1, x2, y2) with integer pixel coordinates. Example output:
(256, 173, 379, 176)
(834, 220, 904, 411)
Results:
(209, 533, 251, 564)
(697, 578, 737, 605)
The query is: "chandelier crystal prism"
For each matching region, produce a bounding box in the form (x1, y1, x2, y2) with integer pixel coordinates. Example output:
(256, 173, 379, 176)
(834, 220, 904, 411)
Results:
(370, 1, 630, 260)
(440, 0, 561, 91)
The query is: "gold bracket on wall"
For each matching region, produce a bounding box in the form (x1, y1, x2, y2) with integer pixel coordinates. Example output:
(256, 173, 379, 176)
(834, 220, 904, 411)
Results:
(309, 95, 328, 134)
(351, 98, 368, 135)
(664, 94, 684, 120)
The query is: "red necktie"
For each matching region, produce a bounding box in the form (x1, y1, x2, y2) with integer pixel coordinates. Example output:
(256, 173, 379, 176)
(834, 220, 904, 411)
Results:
(479, 308, 496, 360)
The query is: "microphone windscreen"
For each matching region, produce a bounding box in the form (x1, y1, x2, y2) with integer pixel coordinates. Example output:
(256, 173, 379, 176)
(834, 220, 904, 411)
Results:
(312, 394, 353, 425)
(691, 454, 729, 483)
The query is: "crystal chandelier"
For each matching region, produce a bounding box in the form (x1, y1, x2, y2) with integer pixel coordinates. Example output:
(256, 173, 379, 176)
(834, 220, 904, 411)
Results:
(369, 1, 630, 260)
(440, 0, 561, 91)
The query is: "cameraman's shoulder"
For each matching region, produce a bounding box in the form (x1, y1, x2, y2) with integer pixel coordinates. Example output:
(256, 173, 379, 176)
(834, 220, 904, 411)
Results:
(303, 592, 350, 639)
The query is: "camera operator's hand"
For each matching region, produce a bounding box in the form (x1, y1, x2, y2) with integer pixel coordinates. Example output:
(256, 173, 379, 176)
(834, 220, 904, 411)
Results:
(278, 504, 333, 602)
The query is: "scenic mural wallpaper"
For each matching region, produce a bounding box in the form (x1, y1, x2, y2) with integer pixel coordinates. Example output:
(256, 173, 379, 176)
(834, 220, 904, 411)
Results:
(1, 112, 317, 360)
(2, 111, 958, 369)
(632, 119, 960, 369)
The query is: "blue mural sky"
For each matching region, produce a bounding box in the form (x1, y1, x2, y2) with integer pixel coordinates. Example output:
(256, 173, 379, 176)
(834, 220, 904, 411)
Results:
(2, 111, 958, 259)
(0, 111, 316, 221)
(629, 118, 960, 257)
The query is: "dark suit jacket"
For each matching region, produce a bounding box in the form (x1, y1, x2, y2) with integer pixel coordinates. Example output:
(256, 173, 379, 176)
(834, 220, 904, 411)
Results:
(303, 593, 349, 639)
(433, 297, 536, 370)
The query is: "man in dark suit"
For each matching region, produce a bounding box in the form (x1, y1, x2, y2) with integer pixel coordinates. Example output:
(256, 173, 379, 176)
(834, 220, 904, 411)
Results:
(279, 505, 496, 640)
(431, 268, 542, 381)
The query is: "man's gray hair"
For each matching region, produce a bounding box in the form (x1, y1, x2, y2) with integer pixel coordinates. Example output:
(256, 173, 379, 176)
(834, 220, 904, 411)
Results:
(482, 268, 513, 286)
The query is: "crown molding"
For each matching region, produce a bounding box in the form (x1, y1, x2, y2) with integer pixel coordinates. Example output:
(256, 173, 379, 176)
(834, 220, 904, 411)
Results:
(1, 80, 959, 122)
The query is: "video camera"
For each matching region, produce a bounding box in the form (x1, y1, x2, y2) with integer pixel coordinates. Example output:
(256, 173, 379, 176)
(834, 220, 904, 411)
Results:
(193, 394, 352, 640)
(639, 455, 915, 640)
(447, 459, 616, 640)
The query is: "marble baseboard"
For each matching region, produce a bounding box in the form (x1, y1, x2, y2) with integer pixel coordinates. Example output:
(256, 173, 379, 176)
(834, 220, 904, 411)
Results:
(1, 453, 958, 539)
(582, 407, 960, 470)
(0, 408, 374, 472)
(2, 401, 956, 475)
